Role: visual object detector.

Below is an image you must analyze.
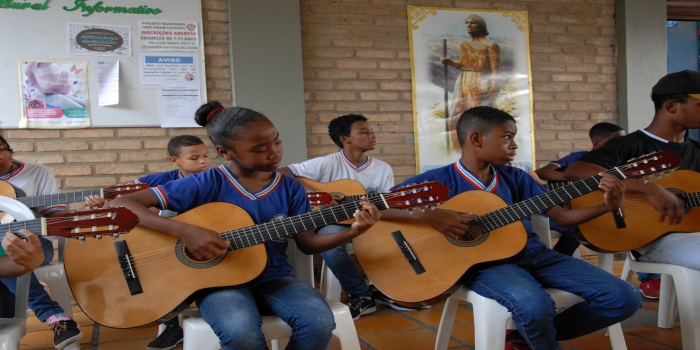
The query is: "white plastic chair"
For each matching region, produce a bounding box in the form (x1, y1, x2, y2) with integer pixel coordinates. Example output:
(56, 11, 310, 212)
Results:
(33, 238, 73, 318)
(434, 214, 627, 350)
(319, 243, 353, 302)
(0, 196, 37, 350)
(180, 239, 361, 350)
(620, 251, 700, 349)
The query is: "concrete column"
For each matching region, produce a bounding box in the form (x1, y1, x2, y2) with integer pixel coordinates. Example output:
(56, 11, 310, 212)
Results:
(228, 0, 307, 165)
(615, 0, 667, 132)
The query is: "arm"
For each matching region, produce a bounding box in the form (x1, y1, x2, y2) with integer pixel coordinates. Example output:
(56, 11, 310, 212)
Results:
(535, 164, 568, 182)
(109, 190, 230, 260)
(527, 167, 546, 186)
(380, 208, 470, 240)
(545, 173, 624, 227)
(566, 160, 685, 225)
(294, 200, 381, 254)
(0, 229, 44, 278)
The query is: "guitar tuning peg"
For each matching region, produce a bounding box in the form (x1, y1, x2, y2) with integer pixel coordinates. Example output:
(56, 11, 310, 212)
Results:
(419, 206, 425, 213)
(643, 177, 649, 184)
(406, 208, 414, 214)
(96, 234, 103, 242)
(78, 236, 86, 243)
(112, 233, 121, 239)
(430, 204, 437, 210)
(653, 173, 662, 179)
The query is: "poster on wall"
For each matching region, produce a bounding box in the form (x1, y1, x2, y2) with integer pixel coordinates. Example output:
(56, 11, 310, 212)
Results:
(139, 53, 199, 84)
(139, 20, 200, 51)
(68, 23, 132, 57)
(19, 60, 90, 128)
(408, 6, 533, 173)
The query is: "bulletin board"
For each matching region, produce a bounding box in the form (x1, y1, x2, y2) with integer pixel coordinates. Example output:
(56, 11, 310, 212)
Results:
(0, 0, 206, 128)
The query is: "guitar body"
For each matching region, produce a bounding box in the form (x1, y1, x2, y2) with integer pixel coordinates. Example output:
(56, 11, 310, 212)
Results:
(570, 170, 700, 252)
(297, 178, 366, 224)
(0, 180, 18, 198)
(64, 202, 267, 329)
(353, 191, 528, 303)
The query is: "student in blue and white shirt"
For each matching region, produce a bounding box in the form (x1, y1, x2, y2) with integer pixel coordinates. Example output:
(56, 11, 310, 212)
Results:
(381, 107, 640, 350)
(111, 102, 381, 350)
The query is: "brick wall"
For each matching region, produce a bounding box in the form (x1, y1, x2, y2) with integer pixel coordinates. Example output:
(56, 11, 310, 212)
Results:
(301, 0, 618, 183)
(6, 0, 618, 191)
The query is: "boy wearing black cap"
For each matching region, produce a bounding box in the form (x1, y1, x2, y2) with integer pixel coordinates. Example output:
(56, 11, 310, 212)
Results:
(565, 70, 700, 298)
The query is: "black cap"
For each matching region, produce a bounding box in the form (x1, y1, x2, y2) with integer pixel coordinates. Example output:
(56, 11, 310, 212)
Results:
(652, 70, 700, 99)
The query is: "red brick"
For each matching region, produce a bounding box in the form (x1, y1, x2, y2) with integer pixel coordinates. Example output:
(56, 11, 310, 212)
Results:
(570, 102, 602, 110)
(359, 71, 399, 79)
(360, 92, 399, 100)
(332, 17, 375, 26)
(309, 5, 351, 14)
(552, 74, 584, 82)
(555, 112, 588, 120)
(356, 50, 396, 58)
(337, 60, 378, 69)
(333, 38, 373, 47)
(354, 6, 392, 16)
(337, 81, 378, 90)
(314, 49, 355, 58)
(315, 92, 356, 101)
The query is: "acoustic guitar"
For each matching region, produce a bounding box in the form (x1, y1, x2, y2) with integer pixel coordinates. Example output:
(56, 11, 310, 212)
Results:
(0, 207, 138, 241)
(352, 152, 680, 304)
(0, 181, 149, 209)
(297, 178, 369, 224)
(570, 169, 700, 252)
(64, 182, 449, 328)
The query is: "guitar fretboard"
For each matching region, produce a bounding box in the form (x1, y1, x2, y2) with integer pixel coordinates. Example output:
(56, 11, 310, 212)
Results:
(16, 189, 103, 208)
(0, 218, 45, 241)
(681, 191, 700, 209)
(472, 169, 618, 232)
(222, 195, 388, 251)
(344, 193, 380, 203)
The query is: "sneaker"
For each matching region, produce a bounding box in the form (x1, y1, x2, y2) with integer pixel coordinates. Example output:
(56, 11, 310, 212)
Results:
(505, 329, 532, 350)
(50, 319, 83, 349)
(639, 278, 661, 299)
(370, 284, 429, 311)
(346, 294, 376, 321)
(147, 322, 184, 350)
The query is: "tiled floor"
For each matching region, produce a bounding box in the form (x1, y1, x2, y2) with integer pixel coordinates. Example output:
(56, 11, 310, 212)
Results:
(22, 259, 682, 350)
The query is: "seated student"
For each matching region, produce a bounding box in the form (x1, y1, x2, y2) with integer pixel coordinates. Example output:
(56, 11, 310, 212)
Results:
(535, 122, 625, 182)
(110, 102, 381, 350)
(0, 229, 44, 279)
(0, 135, 82, 349)
(381, 106, 641, 349)
(529, 122, 626, 256)
(565, 70, 700, 300)
(86, 135, 210, 350)
(278, 114, 415, 320)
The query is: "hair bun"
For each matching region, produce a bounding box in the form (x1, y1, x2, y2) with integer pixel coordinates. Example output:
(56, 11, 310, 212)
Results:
(194, 101, 224, 126)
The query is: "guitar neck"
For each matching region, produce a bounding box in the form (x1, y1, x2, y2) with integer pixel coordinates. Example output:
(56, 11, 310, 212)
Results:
(16, 189, 103, 208)
(474, 172, 611, 232)
(0, 218, 45, 241)
(222, 194, 388, 251)
(344, 193, 380, 203)
(681, 191, 700, 209)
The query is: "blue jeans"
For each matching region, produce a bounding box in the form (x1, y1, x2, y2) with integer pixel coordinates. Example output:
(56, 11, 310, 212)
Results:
(317, 225, 371, 297)
(463, 248, 641, 349)
(638, 232, 700, 272)
(196, 276, 334, 350)
(0, 237, 64, 321)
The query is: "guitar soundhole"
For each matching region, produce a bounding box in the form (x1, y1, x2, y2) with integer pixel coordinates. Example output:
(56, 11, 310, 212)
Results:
(446, 222, 489, 247)
(668, 188, 692, 214)
(175, 240, 226, 268)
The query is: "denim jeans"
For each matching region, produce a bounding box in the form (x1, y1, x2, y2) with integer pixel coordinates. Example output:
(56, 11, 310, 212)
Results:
(317, 224, 371, 297)
(463, 248, 641, 349)
(196, 276, 335, 350)
(0, 237, 64, 321)
(638, 232, 700, 271)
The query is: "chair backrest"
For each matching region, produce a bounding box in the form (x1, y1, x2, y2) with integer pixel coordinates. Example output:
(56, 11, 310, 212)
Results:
(0, 196, 36, 320)
(287, 238, 315, 288)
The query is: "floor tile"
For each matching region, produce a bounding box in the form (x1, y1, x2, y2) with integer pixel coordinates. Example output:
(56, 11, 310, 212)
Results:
(403, 304, 473, 327)
(96, 338, 154, 350)
(21, 326, 92, 349)
(449, 324, 475, 345)
(98, 324, 159, 342)
(363, 328, 459, 350)
(626, 324, 683, 349)
(354, 313, 422, 335)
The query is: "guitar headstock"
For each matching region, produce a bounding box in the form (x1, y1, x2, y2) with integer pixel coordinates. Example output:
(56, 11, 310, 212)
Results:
(307, 191, 333, 206)
(384, 181, 450, 211)
(103, 183, 150, 199)
(617, 151, 680, 181)
(47, 207, 139, 240)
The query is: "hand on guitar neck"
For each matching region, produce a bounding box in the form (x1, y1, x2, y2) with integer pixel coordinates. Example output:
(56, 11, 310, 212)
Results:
(1, 229, 44, 275)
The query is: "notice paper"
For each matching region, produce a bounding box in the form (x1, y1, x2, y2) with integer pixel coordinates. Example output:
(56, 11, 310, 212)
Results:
(140, 53, 199, 84)
(97, 61, 119, 106)
(159, 84, 201, 128)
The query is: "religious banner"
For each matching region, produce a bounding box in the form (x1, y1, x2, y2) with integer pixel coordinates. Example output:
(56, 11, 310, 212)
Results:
(408, 6, 533, 173)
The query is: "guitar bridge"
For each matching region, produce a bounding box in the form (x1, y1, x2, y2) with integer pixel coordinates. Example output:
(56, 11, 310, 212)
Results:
(391, 230, 425, 275)
(114, 240, 143, 295)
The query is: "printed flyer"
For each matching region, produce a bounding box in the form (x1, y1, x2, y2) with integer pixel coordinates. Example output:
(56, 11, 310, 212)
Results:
(68, 23, 131, 57)
(19, 60, 90, 128)
(139, 20, 200, 51)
